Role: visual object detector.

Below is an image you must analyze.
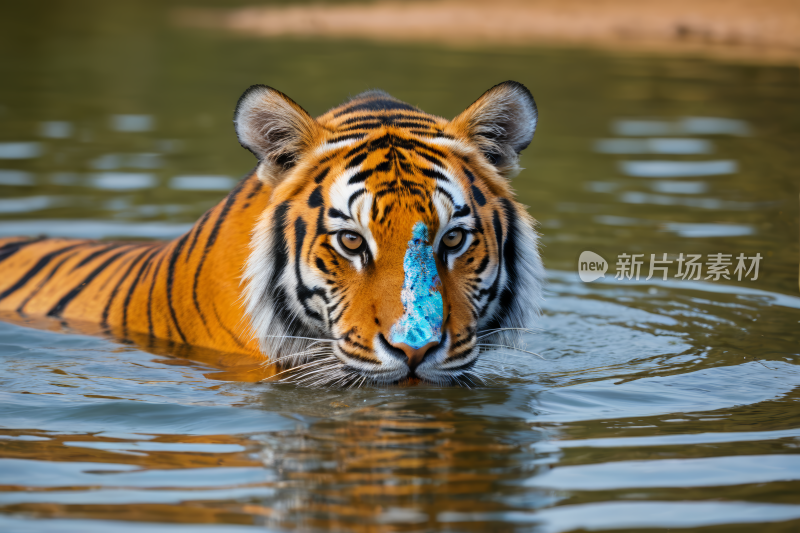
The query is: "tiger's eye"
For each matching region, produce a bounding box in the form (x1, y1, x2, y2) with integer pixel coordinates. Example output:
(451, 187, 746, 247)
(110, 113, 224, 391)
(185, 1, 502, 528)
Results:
(442, 229, 464, 249)
(339, 231, 364, 252)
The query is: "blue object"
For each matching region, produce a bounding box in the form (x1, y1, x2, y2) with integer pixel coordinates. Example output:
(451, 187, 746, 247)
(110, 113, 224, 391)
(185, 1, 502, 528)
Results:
(390, 222, 444, 349)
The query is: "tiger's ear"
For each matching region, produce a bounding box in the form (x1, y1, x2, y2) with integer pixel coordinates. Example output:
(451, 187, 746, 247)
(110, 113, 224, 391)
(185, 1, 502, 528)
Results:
(448, 81, 537, 178)
(234, 85, 323, 184)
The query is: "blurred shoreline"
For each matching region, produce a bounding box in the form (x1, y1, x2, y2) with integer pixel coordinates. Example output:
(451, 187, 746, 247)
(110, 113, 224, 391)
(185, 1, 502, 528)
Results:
(175, 0, 800, 66)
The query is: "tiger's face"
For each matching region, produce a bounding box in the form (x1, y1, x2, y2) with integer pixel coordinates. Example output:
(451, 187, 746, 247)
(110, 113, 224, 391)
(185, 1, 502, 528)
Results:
(237, 82, 544, 386)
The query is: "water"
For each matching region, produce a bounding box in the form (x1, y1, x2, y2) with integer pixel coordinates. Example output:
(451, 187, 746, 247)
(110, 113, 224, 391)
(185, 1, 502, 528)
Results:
(1, 1, 799, 531)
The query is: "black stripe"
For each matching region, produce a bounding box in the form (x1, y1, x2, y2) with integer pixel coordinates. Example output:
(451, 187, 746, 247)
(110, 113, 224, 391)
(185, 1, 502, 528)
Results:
(348, 340, 371, 351)
(186, 209, 212, 262)
(313, 167, 331, 184)
(399, 136, 447, 158)
(445, 348, 478, 364)
(309, 205, 326, 246)
(412, 130, 455, 140)
(339, 347, 379, 365)
(192, 180, 247, 328)
(265, 202, 294, 333)
(343, 132, 390, 159)
(147, 254, 166, 337)
(420, 167, 450, 182)
(268, 202, 291, 290)
(346, 152, 368, 169)
(399, 179, 424, 192)
(0, 237, 44, 266)
(293, 217, 326, 322)
(265, 202, 320, 340)
(73, 243, 121, 270)
(453, 205, 471, 218)
(337, 122, 383, 132)
(417, 151, 443, 167)
(328, 208, 350, 220)
(474, 256, 490, 275)
(348, 189, 367, 210)
(326, 132, 366, 144)
(101, 247, 149, 327)
(478, 210, 507, 324)
(378, 202, 394, 223)
(46, 249, 130, 317)
(347, 168, 373, 184)
(334, 98, 421, 117)
(16, 250, 79, 314)
(462, 166, 476, 183)
(339, 113, 436, 126)
(472, 202, 485, 233)
(390, 121, 439, 129)
(494, 199, 521, 323)
(246, 178, 263, 199)
(308, 186, 324, 208)
(471, 185, 486, 206)
(165, 233, 190, 343)
(330, 301, 350, 325)
(435, 186, 455, 205)
(339, 120, 437, 132)
(451, 329, 476, 350)
(0, 244, 82, 302)
(315, 257, 330, 274)
(121, 246, 160, 333)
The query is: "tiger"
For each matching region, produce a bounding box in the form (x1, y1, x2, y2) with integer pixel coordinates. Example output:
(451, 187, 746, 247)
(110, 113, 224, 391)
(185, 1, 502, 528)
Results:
(0, 81, 544, 386)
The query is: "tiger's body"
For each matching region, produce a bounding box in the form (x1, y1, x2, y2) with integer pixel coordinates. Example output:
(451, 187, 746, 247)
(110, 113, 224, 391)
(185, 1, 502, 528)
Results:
(0, 174, 267, 357)
(0, 81, 544, 386)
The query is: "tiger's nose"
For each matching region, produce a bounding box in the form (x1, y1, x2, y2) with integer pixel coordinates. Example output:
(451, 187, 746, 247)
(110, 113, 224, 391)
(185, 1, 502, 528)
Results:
(391, 340, 439, 370)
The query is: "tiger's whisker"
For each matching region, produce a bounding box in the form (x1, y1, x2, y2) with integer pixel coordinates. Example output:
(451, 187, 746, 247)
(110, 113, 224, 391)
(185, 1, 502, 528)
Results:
(270, 356, 338, 379)
(476, 327, 540, 340)
(261, 335, 336, 342)
(260, 347, 331, 368)
(477, 343, 545, 359)
(280, 361, 343, 384)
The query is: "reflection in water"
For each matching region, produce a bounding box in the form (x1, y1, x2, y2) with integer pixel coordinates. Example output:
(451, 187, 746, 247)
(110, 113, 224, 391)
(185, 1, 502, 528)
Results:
(620, 191, 757, 210)
(90, 153, 161, 171)
(0, 196, 63, 214)
(48, 173, 80, 186)
(39, 121, 73, 139)
(0, 220, 193, 239)
(594, 138, 712, 154)
(619, 159, 737, 178)
(89, 172, 156, 190)
(527, 455, 800, 489)
(661, 221, 754, 238)
(0, 0, 798, 530)
(612, 117, 750, 136)
(110, 115, 154, 133)
(0, 170, 34, 186)
(170, 175, 237, 191)
(0, 142, 42, 159)
(531, 502, 800, 533)
(649, 180, 707, 194)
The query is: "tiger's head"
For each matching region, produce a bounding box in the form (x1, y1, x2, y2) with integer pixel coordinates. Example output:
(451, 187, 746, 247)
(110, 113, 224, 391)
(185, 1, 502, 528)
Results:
(236, 81, 544, 386)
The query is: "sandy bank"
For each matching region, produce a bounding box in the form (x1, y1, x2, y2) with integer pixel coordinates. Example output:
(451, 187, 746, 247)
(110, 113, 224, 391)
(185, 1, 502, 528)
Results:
(176, 0, 800, 65)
